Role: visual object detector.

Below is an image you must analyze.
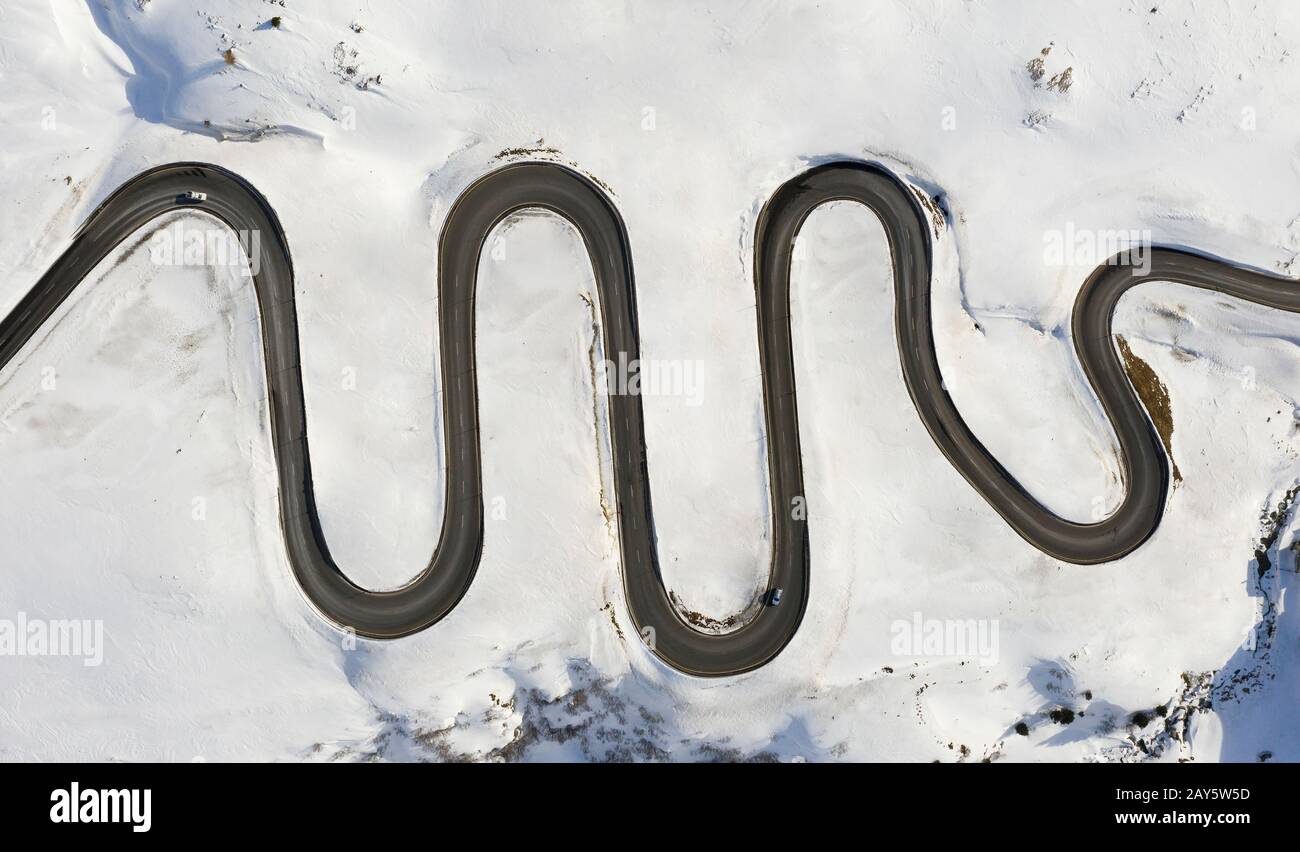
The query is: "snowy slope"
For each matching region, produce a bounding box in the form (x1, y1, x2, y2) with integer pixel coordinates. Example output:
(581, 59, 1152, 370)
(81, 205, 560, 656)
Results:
(0, 0, 1296, 761)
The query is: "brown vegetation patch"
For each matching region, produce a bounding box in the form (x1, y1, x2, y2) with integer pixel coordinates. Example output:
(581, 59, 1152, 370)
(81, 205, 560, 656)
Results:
(1116, 336, 1181, 483)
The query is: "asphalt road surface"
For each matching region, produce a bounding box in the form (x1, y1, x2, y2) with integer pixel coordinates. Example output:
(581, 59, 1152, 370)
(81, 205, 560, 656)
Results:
(3, 161, 1298, 676)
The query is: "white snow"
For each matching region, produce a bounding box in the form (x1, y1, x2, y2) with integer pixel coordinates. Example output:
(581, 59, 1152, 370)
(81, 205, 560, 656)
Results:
(0, 0, 1296, 761)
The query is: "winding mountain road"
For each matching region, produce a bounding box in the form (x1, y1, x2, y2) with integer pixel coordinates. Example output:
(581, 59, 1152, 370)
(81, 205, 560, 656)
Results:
(3, 160, 1298, 676)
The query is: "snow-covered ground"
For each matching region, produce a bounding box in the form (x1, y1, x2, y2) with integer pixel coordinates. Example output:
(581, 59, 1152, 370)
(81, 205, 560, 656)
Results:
(0, 0, 1296, 761)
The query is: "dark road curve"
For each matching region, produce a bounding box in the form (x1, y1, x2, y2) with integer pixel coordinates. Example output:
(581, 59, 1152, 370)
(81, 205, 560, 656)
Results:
(3, 160, 1298, 676)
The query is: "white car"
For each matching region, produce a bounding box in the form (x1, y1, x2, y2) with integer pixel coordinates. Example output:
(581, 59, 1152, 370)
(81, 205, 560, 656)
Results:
(179, 191, 207, 203)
